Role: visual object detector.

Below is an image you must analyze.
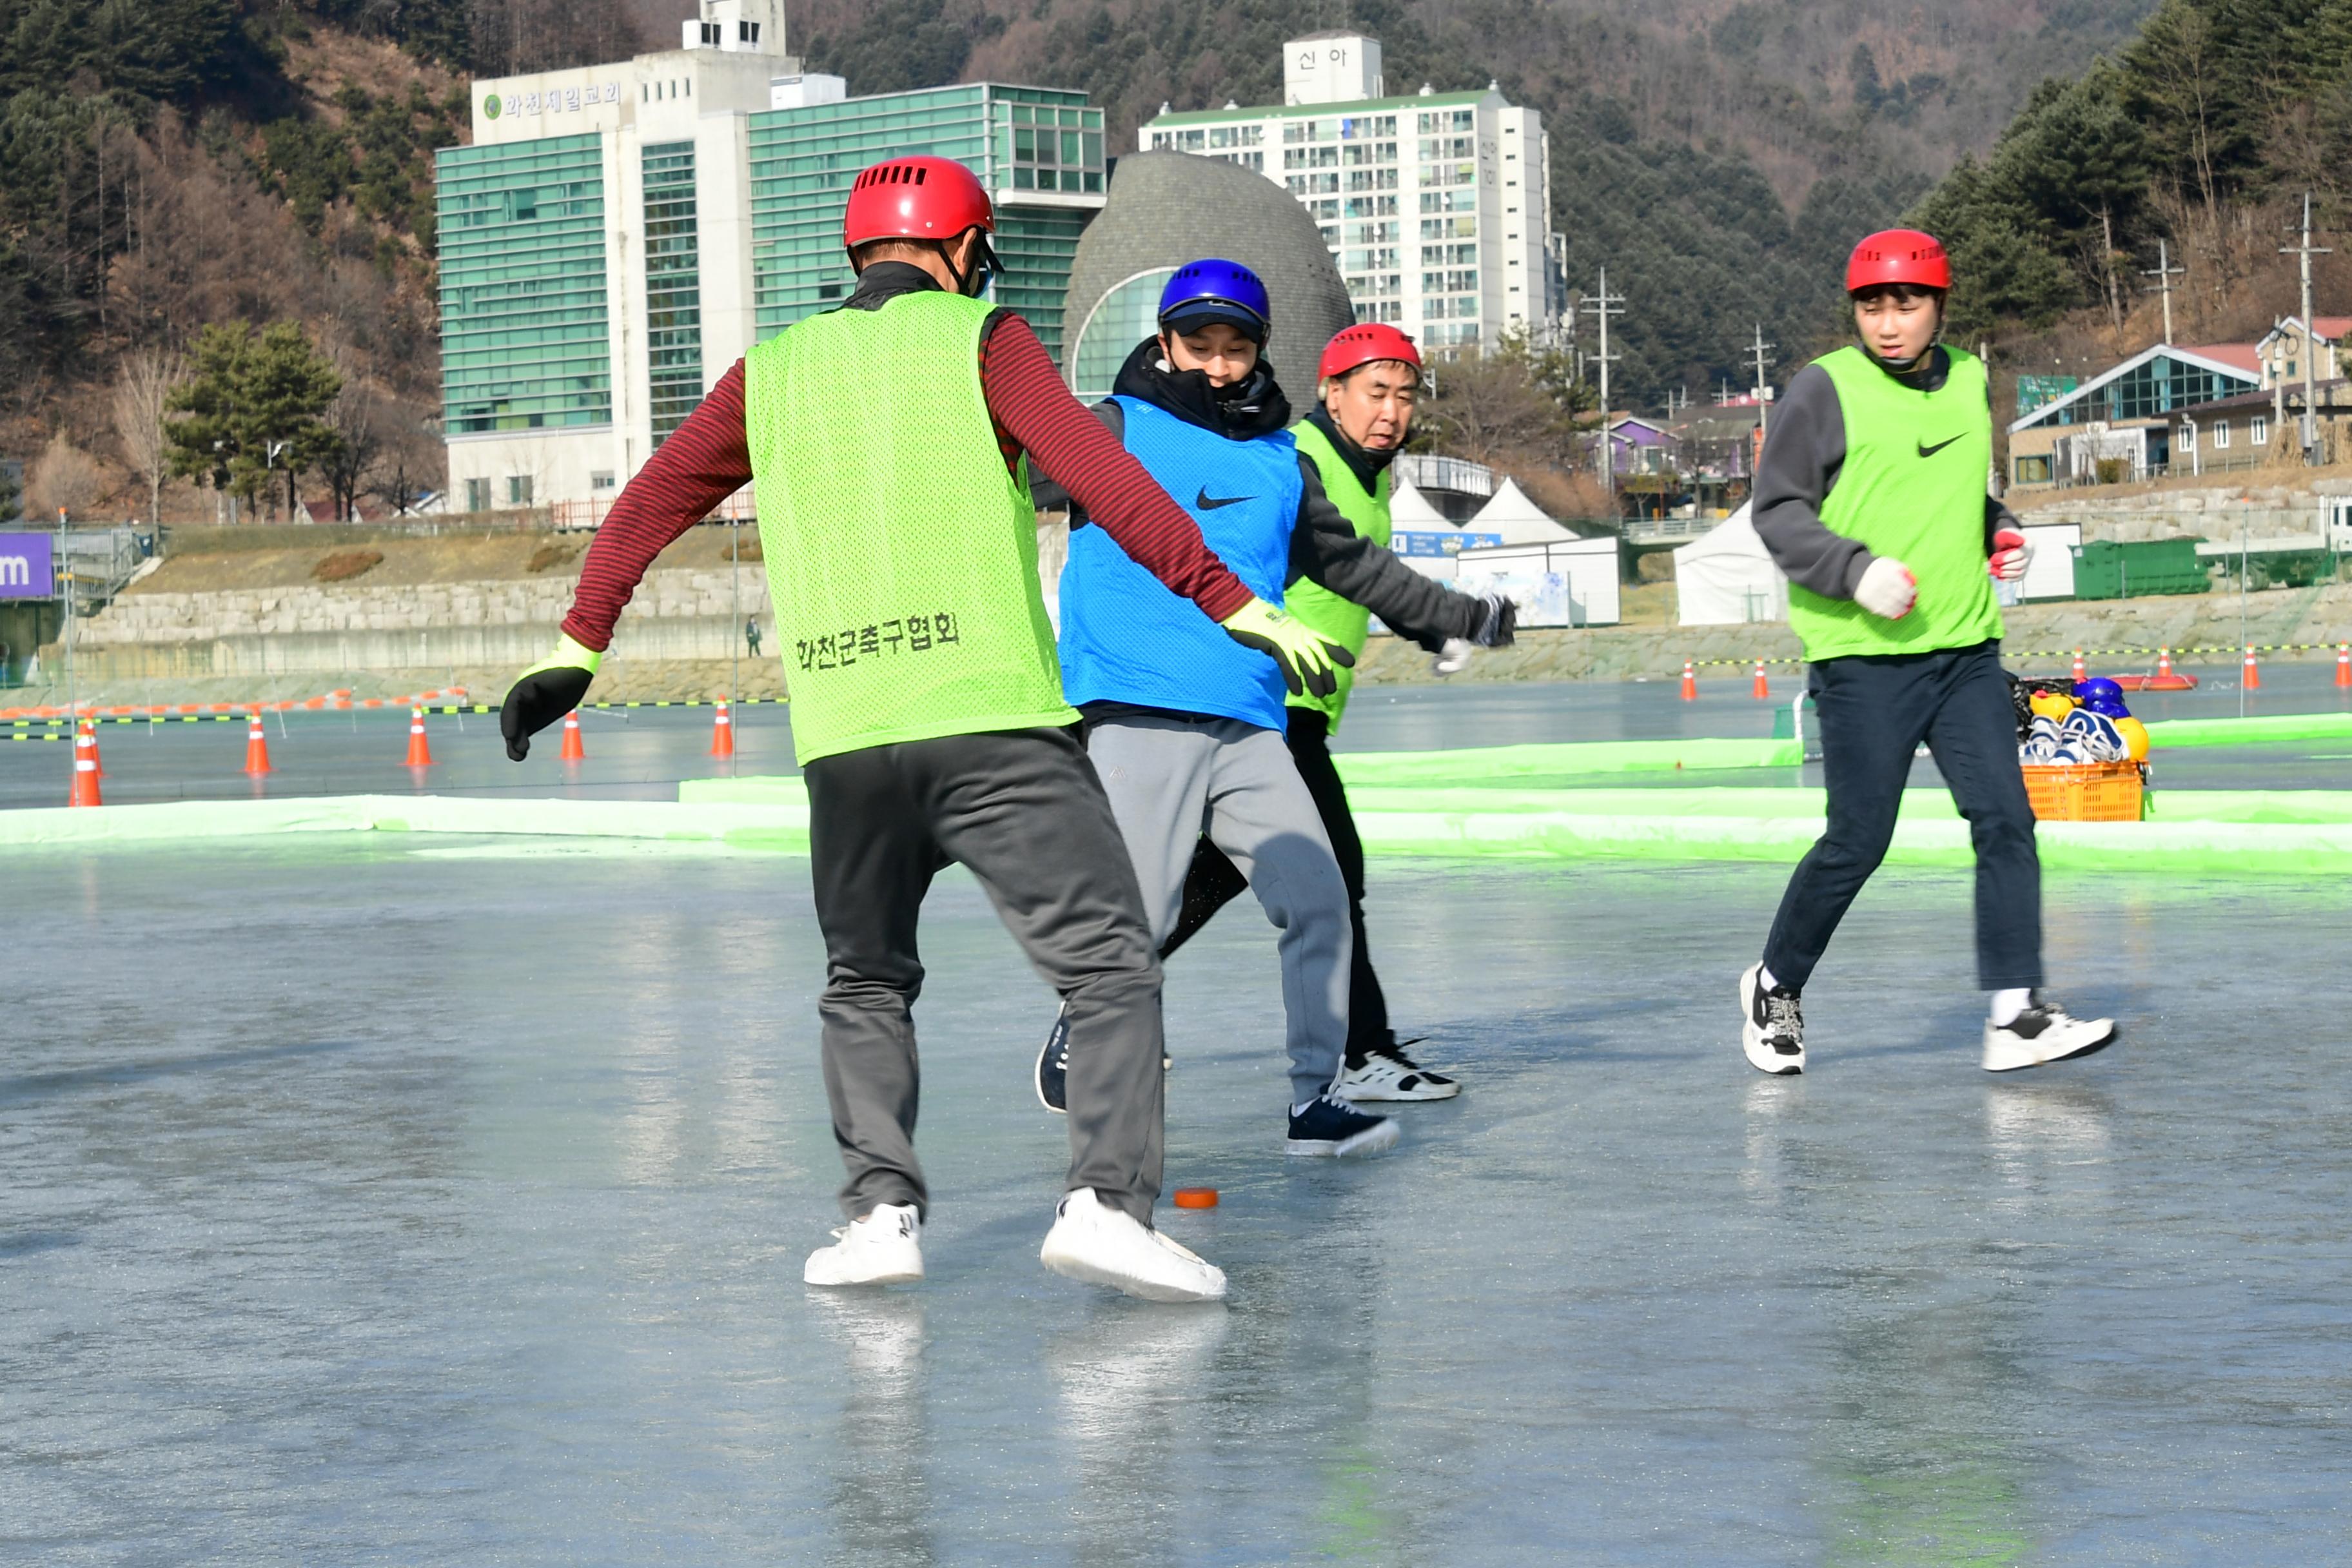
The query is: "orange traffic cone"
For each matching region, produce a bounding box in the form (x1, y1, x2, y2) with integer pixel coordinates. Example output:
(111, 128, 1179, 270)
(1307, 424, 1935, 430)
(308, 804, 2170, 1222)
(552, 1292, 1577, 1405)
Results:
(70, 721, 103, 807)
(83, 716, 104, 776)
(2072, 649, 2087, 682)
(1751, 660, 1769, 700)
(404, 705, 434, 767)
(2157, 647, 2174, 680)
(710, 699, 736, 758)
(560, 709, 585, 761)
(242, 710, 272, 776)
(2337, 643, 2350, 688)
(2242, 645, 2262, 691)
(1679, 661, 1697, 701)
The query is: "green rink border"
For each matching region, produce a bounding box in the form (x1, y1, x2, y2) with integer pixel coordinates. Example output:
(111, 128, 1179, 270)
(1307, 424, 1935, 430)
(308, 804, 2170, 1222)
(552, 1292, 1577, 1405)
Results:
(13, 776, 2352, 875)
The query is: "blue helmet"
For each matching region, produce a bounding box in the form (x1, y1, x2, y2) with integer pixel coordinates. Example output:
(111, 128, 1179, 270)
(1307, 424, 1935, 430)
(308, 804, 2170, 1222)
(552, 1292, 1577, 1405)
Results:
(1157, 258, 1270, 342)
(2073, 676, 2124, 707)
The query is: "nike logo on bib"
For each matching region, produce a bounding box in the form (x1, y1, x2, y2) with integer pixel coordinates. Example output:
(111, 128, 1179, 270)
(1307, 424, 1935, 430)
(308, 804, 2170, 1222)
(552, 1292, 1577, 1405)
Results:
(1196, 488, 1252, 510)
(1917, 435, 1964, 458)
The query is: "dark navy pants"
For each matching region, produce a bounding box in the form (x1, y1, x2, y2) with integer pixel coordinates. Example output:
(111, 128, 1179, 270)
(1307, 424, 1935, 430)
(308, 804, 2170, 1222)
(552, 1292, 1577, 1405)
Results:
(1763, 640, 2044, 992)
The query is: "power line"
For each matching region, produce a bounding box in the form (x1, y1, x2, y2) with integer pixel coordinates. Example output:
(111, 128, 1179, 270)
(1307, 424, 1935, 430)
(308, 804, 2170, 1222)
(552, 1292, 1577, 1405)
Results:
(1747, 325, 1776, 440)
(2280, 193, 2332, 466)
(2141, 238, 2186, 345)
(1586, 267, 1623, 497)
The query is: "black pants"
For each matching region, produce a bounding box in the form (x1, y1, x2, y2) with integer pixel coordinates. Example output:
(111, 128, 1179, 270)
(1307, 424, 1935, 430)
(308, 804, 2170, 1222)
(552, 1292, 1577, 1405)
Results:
(1160, 707, 1394, 1060)
(803, 726, 1166, 1225)
(1763, 640, 2043, 993)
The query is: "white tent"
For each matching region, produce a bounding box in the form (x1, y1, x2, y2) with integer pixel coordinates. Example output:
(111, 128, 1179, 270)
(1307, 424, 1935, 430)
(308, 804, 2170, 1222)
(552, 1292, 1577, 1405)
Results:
(1387, 478, 1454, 529)
(1387, 478, 1500, 580)
(1468, 477, 1573, 544)
(1672, 503, 1788, 625)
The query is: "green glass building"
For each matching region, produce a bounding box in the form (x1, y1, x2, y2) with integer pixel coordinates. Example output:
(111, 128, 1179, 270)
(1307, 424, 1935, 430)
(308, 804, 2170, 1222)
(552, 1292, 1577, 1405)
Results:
(749, 85, 1102, 362)
(437, 20, 1105, 517)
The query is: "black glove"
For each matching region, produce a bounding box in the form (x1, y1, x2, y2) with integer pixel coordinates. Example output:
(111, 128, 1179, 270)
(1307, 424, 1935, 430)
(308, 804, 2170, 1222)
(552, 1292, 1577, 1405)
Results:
(500, 635, 600, 760)
(1469, 591, 1517, 647)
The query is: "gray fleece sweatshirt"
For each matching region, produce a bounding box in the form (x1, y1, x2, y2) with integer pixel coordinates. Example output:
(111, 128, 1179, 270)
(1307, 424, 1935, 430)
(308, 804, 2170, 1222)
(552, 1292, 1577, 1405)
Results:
(1751, 345, 2019, 598)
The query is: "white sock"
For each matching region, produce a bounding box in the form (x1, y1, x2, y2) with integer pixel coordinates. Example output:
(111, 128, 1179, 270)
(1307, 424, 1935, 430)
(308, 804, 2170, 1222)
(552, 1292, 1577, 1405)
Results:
(1292, 1100, 1314, 1117)
(1758, 963, 1783, 992)
(1989, 988, 2031, 1027)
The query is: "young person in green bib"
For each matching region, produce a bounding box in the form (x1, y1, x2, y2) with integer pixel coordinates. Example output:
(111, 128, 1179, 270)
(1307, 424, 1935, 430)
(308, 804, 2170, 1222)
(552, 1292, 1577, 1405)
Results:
(496, 159, 1351, 1305)
(1741, 228, 2116, 1077)
(1143, 323, 1491, 1102)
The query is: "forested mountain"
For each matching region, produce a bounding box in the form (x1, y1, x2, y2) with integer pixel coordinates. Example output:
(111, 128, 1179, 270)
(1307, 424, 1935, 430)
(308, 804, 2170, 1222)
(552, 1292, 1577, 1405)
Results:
(1912, 0, 2352, 360)
(0, 0, 2195, 518)
(790, 0, 2163, 400)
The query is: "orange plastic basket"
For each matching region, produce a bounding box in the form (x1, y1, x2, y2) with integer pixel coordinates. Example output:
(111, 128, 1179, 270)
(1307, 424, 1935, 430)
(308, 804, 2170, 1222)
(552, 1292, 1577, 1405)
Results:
(2021, 761, 2144, 822)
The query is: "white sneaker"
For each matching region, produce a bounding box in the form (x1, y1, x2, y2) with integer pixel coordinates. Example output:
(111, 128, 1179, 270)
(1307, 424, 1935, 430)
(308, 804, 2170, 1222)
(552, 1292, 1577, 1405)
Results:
(1740, 963, 1806, 1075)
(1333, 1039, 1459, 1101)
(803, 1202, 924, 1286)
(1983, 994, 2117, 1072)
(1039, 1188, 1226, 1303)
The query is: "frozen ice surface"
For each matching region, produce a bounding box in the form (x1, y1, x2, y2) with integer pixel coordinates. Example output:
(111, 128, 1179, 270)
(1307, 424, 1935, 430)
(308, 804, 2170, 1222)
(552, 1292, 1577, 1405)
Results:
(5, 843, 2347, 1563)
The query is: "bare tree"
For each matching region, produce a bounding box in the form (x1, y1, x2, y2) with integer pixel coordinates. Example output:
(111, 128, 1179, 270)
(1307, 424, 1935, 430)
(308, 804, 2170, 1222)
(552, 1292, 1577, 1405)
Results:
(27, 433, 111, 524)
(320, 361, 384, 522)
(112, 346, 182, 527)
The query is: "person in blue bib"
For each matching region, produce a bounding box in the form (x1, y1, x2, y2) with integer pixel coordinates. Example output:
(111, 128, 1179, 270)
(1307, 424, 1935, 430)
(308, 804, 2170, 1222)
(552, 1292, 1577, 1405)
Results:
(1035, 259, 1512, 1157)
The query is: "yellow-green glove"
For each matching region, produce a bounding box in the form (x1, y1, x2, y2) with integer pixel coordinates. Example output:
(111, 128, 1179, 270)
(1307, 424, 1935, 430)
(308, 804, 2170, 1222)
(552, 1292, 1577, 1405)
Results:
(1219, 598, 1353, 700)
(501, 634, 602, 761)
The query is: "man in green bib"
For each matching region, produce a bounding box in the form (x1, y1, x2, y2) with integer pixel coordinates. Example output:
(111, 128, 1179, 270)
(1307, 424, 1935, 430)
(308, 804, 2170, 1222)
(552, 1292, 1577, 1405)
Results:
(498, 157, 1350, 1304)
(1741, 229, 2116, 1077)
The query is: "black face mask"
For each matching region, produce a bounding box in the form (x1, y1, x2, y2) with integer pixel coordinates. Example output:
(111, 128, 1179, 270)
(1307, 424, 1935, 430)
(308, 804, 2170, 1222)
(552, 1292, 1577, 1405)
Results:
(1112, 337, 1292, 441)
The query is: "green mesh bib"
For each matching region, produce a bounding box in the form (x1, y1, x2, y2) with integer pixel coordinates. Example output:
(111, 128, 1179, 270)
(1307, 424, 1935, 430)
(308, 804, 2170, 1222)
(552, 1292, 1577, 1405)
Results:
(1785, 344, 2004, 662)
(743, 293, 1075, 764)
(1284, 418, 1389, 727)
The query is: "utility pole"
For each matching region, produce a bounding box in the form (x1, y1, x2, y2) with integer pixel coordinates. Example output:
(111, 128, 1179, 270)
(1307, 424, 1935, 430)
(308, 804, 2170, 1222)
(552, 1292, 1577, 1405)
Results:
(1747, 325, 1776, 440)
(2141, 238, 2185, 344)
(1587, 268, 1623, 498)
(2281, 192, 2331, 466)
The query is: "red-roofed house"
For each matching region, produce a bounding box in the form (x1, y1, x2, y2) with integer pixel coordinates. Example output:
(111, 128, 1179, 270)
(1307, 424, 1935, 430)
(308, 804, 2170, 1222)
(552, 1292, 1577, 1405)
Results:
(2257, 316, 2351, 388)
(2184, 343, 2262, 377)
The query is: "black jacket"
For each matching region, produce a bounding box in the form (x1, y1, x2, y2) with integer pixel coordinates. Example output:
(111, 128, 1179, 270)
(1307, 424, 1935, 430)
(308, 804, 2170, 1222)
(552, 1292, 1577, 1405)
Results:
(1752, 344, 2020, 598)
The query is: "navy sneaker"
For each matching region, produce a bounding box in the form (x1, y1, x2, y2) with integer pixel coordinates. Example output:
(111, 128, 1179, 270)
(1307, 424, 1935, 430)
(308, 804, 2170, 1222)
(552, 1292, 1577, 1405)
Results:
(1035, 1003, 1070, 1114)
(1036, 1004, 1169, 1115)
(1286, 1093, 1400, 1157)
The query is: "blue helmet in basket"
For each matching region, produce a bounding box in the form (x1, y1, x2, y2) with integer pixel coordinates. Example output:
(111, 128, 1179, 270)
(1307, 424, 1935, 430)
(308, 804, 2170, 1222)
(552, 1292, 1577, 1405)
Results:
(1158, 258, 1271, 342)
(2073, 676, 2124, 707)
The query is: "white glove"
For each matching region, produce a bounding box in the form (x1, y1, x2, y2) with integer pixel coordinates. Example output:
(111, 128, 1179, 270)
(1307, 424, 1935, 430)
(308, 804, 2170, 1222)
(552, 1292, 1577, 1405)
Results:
(1855, 556, 1918, 620)
(1989, 527, 2032, 583)
(1432, 638, 1476, 675)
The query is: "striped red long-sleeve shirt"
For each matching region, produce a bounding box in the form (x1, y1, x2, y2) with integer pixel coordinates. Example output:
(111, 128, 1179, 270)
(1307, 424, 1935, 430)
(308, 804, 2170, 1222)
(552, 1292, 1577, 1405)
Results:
(562, 281, 1253, 652)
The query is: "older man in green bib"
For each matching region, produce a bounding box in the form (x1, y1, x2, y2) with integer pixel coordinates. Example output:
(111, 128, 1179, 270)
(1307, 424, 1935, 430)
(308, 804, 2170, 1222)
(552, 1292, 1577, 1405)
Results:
(1740, 229, 2116, 1079)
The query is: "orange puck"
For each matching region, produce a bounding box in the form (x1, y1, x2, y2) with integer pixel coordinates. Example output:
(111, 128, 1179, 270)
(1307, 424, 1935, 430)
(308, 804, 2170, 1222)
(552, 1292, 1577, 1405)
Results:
(1171, 1187, 1219, 1209)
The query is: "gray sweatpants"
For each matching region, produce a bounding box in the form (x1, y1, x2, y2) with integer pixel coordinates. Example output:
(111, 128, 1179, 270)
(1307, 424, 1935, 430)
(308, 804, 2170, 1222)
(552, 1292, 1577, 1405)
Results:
(1088, 714, 1351, 1105)
(803, 726, 1168, 1226)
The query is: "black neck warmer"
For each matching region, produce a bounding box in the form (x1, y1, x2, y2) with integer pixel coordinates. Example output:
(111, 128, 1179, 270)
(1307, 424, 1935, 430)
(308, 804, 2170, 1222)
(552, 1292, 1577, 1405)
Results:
(1112, 337, 1292, 441)
(1304, 404, 1398, 495)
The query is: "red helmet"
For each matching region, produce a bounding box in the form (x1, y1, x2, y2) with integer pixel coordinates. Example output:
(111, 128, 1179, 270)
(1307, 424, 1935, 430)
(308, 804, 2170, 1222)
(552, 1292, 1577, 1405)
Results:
(843, 156, 994, 251)
(1847, 228, 1950, 293)
(1318, 322, 1424, 384)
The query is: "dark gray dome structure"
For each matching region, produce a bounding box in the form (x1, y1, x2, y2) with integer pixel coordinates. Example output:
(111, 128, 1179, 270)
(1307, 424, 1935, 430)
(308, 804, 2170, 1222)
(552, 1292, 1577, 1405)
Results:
(1060, 151, 1355, 400)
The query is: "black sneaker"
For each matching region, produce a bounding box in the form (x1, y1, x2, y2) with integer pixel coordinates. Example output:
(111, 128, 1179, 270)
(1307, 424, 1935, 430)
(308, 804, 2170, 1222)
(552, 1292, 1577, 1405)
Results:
(1035, 1003, 1070, 1114)
(1982, 993, 2116, 1072)
(1740, 963, 1806, 1075)
(1333, 1037, 1460, 1101)
(1286, 1093, 1400, 1157)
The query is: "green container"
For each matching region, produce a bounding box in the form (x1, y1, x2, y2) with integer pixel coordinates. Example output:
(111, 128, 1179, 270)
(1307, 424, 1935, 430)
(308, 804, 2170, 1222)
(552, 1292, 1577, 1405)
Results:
(2068, 538, 2211, 600)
